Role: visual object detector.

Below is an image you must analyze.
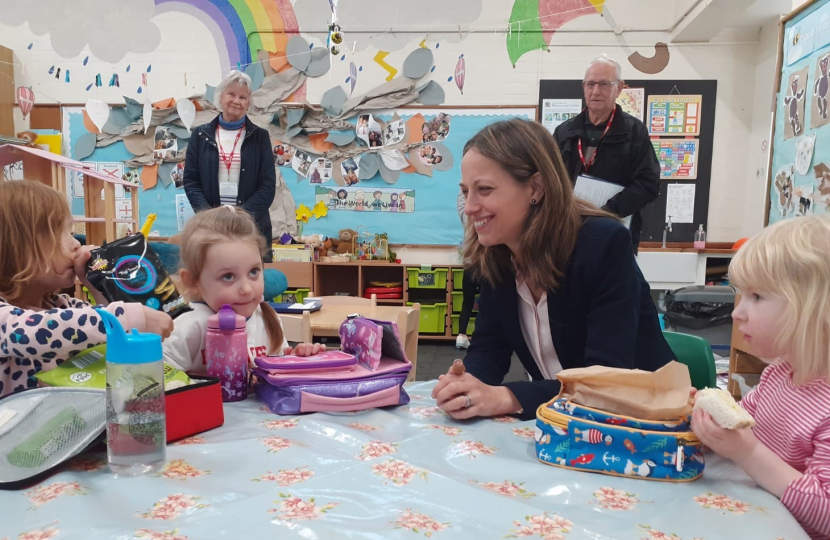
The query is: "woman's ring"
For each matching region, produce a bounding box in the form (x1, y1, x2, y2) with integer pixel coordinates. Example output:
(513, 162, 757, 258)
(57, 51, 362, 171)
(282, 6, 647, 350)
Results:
(463, 394, 472, 408)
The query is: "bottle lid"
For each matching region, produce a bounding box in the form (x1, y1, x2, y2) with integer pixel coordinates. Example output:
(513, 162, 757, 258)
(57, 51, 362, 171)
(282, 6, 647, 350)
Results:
(98, 309, 162, 364)
(207, 304, 246, 331)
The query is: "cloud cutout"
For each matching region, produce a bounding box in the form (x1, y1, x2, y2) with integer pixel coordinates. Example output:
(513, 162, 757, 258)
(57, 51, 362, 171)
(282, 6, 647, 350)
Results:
(294, 0, 483, 52)
(0, 0, 161, 63)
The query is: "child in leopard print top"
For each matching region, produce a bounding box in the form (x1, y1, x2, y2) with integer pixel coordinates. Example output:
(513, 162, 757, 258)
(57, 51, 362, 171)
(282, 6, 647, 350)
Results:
(0, 181, 173, 398)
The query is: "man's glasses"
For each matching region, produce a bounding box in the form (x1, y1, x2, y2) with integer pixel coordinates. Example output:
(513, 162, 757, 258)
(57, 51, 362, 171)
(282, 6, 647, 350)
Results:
(582, 80, 619, 91)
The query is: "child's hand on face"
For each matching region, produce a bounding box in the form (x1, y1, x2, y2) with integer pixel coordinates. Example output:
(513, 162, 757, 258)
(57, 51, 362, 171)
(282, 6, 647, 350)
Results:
(73, 245, 97, 284)
(143, 307, 174, 340)
(283, 343, 326, 357)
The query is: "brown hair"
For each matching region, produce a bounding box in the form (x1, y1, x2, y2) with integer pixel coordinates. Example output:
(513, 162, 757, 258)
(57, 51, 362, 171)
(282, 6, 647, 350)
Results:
(0, 181, 72, 303)
(462, 118, 613, 291)
(178, 206, 283, 353)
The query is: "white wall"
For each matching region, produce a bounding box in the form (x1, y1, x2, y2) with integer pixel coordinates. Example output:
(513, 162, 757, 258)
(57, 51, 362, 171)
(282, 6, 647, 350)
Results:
(0, 0, 791, 258)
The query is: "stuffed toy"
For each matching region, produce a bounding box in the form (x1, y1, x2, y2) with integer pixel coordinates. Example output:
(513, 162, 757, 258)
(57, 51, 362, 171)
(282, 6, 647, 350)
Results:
(335, 228, 357, 255)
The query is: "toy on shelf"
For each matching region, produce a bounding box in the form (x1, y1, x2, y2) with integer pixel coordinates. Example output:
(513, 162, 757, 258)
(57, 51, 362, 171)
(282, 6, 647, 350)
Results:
(0, 144, 138, 245)
(351, 226, 391, 262)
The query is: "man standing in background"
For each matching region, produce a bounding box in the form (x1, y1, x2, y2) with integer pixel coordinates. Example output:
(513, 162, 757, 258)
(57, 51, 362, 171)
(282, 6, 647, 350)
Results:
(554, 54, 660, 249)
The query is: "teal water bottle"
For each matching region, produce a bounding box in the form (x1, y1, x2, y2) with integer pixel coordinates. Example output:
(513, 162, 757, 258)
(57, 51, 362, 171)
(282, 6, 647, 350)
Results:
(99, 310, 166, 476)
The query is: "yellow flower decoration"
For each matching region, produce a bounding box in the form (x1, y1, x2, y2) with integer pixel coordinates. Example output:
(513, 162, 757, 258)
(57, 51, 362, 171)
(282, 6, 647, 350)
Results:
(295, 204, 312, 223)
(311, 200, 329, 219)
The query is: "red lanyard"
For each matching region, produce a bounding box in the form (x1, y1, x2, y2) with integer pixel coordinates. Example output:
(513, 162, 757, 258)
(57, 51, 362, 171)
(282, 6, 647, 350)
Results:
(217, 127, 243, 176)
(577, 107, 616, 173)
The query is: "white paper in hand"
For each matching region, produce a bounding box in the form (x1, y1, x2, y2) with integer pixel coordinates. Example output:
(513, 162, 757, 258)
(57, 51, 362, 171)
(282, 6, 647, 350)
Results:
(573, 175, 631, 228)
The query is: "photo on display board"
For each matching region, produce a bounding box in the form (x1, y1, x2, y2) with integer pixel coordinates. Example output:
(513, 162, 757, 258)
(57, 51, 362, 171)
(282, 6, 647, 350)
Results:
(811, 53, 830, 129)
(783, 66, 809, 140)
(774, 164, 796, 217)
(796, 184, 814, 216)
(309, 158, 332, 184)
(292, 150, 312, 178)
(418, 144, 444, 166)
(357, 114, 383, 148)
(153, 127, 178, 159)
(421, 112, 451, 143)
(383, 119, 406, 146)
(341, 156, 360, 186)
(795, 133, 816, 175)
(815, 162, 830, 210)
(171, 161, 185, 189)
(272, 142, 296, 167)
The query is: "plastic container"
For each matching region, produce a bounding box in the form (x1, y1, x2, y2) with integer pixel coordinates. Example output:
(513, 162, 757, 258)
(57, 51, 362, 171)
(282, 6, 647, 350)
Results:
(205, 305, 249, 402)
(406, 302, 447, 333)
(664, 285, 737, 348)
(451, 291, 480, 313)
(275, 288, 311, 304)
(407, 268, 448, 289)
(452, 268, 464, 290)
(694, 224, 707, 250)
(451, 314, 476, 335)
(100, 310, 166, 476)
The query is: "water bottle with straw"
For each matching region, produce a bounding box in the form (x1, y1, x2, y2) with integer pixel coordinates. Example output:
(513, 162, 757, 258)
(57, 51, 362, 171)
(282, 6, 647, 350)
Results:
(99, 310, 166, 475)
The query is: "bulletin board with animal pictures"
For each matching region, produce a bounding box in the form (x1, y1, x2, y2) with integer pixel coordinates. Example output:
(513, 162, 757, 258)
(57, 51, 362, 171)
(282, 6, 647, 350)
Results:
(538, 80, 717, 244)
(768, 0, 830, 224)
(285, 107, 537, 245)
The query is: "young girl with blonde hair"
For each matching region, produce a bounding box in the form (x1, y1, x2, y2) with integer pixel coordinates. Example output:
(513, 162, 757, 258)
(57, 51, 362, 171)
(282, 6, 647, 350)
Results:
(0, 181, 172, 397)
(693, 215, 830, 538)
(163, 206, 323, 374)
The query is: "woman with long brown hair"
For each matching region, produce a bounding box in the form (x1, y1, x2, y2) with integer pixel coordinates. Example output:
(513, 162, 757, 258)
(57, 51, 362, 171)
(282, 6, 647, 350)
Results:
(432, 119, 673, 420)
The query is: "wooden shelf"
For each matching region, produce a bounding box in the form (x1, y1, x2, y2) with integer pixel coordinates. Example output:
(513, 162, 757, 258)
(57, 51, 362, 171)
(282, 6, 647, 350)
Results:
(73, 217, 105, 223)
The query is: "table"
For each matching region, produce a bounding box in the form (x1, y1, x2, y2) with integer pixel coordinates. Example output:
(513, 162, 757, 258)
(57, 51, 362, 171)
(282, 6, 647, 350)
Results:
(1, 381, 807, 540)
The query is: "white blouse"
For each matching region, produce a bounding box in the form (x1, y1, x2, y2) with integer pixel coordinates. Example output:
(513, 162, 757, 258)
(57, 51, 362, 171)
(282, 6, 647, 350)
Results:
(516, 279, 563, 379)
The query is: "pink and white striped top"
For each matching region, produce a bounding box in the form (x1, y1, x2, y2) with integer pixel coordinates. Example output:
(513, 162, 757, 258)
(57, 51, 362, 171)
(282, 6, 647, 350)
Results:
(741, 362, 830, 539)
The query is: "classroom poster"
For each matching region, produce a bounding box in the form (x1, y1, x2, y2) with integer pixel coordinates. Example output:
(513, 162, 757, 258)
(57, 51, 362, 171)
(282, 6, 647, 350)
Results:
(786, 0, 830, 66)
(316, 186, 415, 213)
(811, 52, 830, 129)
(541, 99, 582, 134)
(647, 95, 702, 136)
(665, 183, 695, 223)
(616, 88, 645, 121)
(651, 139, 699, 179)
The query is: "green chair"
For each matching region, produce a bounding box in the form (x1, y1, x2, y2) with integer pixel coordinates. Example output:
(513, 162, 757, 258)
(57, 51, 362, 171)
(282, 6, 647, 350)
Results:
(662, 331, 718, 390)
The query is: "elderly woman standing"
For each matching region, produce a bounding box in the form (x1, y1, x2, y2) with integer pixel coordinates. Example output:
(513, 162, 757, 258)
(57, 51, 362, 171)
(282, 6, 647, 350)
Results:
(183, 70, 276, 260)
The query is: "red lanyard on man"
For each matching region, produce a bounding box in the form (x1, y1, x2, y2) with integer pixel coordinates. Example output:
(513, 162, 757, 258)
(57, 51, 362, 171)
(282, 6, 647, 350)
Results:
(216, 127, 243, 176)
(577, 107, 616, 173)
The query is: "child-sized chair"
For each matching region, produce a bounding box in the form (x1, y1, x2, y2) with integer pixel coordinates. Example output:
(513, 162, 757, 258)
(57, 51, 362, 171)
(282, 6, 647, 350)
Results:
(281, 311, 312, 344)
(662, 331, 718, 390)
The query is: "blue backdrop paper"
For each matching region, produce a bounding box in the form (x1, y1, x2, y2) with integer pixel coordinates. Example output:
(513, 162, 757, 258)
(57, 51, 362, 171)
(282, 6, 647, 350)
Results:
(62, 107, 535, 243)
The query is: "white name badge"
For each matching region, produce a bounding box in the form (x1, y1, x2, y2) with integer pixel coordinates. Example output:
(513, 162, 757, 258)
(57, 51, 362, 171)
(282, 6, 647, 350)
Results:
(219, 181, 238, 199)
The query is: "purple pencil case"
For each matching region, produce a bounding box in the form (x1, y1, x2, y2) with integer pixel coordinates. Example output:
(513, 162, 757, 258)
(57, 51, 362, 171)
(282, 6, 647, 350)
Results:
(253, 316, 411, 415)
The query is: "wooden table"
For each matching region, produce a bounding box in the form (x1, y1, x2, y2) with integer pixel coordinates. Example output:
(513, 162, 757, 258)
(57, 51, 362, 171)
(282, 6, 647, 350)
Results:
(284, 304, 420, 381)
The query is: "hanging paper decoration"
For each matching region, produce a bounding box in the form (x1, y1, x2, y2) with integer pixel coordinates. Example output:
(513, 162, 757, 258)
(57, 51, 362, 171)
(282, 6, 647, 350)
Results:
(16, 86, 35, 119)
(95, 74, 102, 87)
(176, 99, 196, 131)
(455, 55, 466, 95)
(311, 200, 329, 219)
(85, 99, 111, 132)
(65, 70, 70, 83)
(141, 73, 148, 86)
(327, 22, 343, 55)
(143, 100, 152, 134)
(55, 68, 61, 79)
(108, 74, 120, 87)
(349, 62, 357, 95)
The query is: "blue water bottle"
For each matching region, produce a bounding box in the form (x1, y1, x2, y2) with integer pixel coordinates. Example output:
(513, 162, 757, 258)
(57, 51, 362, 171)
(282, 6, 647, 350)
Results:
(100, 310, 166, 476)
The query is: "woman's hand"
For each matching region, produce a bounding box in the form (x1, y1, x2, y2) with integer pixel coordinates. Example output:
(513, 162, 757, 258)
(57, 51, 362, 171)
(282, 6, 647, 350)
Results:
(143, 307, 174, 340)
(284, 343, 326, 356)
(692, 408, 759, 462)
(431, 360, 521, 419)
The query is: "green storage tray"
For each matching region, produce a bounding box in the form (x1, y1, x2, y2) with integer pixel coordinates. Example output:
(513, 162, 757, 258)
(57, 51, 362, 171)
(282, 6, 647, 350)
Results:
(451, 314, 475, 335)
(407, 302, 447, 333)
(450, 291, 480, 313)
(452, 268, 464, 290)
(407, 268, 448, 289)
(275, 288, 310, 304)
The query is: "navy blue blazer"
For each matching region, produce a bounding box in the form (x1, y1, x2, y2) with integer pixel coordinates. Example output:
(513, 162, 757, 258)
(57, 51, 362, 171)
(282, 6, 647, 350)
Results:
(463, 216, 674, 420)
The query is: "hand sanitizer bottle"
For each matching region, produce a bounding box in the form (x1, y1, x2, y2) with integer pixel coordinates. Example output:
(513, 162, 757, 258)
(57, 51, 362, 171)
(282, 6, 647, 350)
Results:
(694, 224, 707, 250)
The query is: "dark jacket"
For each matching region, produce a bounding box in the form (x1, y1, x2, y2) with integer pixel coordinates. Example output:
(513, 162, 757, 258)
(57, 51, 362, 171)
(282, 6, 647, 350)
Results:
(463, 217, 674, 420)
(183, 116, 276, 247)
(553, 104, 660, 247)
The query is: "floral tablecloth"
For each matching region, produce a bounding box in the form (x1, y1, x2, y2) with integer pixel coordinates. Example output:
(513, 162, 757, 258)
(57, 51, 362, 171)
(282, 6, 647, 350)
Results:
(1, 381, 807, 540)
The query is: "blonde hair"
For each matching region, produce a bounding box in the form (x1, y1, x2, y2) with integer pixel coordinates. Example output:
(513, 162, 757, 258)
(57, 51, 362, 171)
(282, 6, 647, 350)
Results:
(0, 181, 71, 303)
(729, 215, 830, 382)
(462, 118, 614, 291)
(178, 206, 283, 353)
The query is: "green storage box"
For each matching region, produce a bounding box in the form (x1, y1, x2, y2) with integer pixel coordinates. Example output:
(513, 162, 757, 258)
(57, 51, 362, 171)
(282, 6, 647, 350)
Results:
(450, 291, 480, 313)
(407, 268, 448, 289)
(452, 268, 464, 290)
(451, 314, 475, 335)
(275, 288, 310, 304)
(407, 302, 447, 333)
